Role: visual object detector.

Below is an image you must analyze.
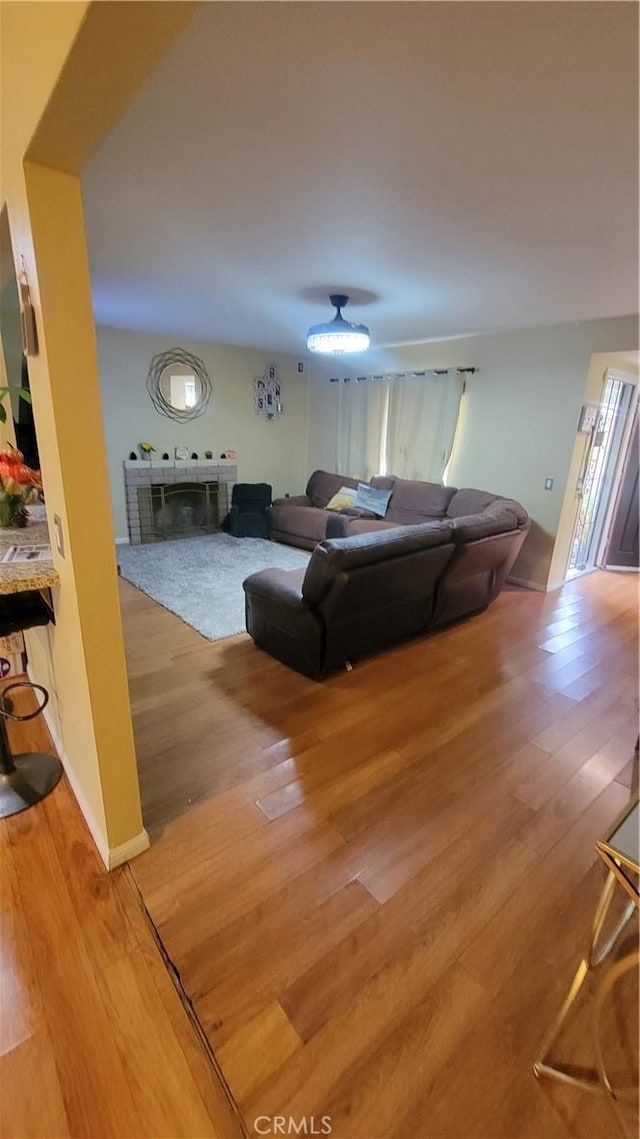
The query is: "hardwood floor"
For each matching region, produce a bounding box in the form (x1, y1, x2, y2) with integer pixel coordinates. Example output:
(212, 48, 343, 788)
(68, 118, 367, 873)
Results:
(0, 686, 242, 1139)
(121, 568, 639, 1139)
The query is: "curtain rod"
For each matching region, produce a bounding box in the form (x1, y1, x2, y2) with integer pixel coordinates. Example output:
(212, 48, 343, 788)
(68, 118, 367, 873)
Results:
(328, 366, 477, 383)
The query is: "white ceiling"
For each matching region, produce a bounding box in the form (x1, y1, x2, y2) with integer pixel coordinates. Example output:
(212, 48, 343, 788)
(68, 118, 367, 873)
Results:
(83, 1, 638, 355)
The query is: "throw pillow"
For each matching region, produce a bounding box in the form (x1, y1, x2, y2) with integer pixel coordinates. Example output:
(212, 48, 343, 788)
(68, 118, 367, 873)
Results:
(353, 482, 392, 517)
(326, 486, 358, 511)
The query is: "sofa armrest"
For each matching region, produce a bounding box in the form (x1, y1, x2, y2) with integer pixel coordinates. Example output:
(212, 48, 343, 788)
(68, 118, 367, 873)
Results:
(243, 566, 325, 679)
(242, 567, 306, 609)
(271, 495, 311, 508)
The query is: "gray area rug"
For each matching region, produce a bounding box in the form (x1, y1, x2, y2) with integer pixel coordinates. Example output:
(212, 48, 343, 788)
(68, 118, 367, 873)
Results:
(118, 534, 309, 641)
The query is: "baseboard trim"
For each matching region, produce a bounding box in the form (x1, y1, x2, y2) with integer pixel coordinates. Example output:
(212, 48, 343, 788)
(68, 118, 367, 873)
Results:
(507, 575, 545, 592)
(27, 664, 149, 871)
(107, 830, 150, 869)
(115, 536, 130, 546)
(508, 575, 564, 594)
(34, 686, 110, 867)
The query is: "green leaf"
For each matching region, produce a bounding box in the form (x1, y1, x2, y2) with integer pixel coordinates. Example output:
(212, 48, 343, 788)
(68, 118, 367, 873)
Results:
(0, 406, 6, 423)
(0, 386, 32, 409)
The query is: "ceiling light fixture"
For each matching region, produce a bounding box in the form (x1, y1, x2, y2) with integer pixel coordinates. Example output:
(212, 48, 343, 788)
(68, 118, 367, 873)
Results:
(306, 294, 370, 355)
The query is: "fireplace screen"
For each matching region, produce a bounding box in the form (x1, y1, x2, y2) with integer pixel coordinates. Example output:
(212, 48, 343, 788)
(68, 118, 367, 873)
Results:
(137, 481, 220, 542)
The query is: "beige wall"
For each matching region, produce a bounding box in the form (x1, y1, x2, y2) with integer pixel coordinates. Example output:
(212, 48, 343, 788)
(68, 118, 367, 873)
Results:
(307, 314, 638, 590)
(97, 325, 309, 540)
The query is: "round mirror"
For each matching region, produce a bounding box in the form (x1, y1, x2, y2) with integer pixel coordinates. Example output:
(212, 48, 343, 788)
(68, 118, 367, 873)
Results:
(147, 348, 212, 422)
(159, 364, 200, 412)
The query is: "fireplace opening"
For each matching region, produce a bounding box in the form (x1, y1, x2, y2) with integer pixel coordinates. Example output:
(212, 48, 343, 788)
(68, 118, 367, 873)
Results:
(138, 481, 220, 542)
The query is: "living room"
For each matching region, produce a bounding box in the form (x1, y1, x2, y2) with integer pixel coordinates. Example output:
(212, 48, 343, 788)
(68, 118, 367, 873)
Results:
(81, 0, 638, 598)
(1, 3, 638, 1139)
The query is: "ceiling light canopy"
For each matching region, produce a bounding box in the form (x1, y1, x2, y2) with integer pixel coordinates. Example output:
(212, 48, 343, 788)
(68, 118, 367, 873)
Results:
(306, 294, 370, 355)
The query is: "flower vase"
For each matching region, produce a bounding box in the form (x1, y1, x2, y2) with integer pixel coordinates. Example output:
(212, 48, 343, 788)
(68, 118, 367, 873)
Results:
(0, 499, 13, 528)
(0, 492, 27, 528)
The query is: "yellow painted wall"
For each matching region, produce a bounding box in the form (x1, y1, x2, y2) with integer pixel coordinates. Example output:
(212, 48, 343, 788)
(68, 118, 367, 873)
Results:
(23, 162, 142, 852)
(0, 1, 197, 863)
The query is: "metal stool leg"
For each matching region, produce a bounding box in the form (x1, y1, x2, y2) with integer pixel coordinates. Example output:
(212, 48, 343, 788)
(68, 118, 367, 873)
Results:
(0, 682, 63, 819)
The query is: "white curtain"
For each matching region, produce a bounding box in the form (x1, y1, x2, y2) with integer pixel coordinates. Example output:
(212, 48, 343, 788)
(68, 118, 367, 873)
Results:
(336, 379, 389, 480)
(385, 370, 463, 482)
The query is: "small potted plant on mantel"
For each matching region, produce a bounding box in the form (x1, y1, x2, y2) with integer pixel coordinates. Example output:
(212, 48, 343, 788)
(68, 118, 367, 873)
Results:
(139, 441, 156, 461)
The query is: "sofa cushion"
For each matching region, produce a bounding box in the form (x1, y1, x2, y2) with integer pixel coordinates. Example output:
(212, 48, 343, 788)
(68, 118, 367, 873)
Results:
(302, 522, 453, 605)
(446, 488, 499, 518)
(483, 498, 528, 526)
(340, 506, 379, 519)
(353, 483, 392, 517)
(269, 503, 331, 544)
(386, 479, 457, 524)
(342, 518, 402, 537)
(450, 509, 520, 544)
(306, 470, 359, 509)
(489, 498, 529, 527)
(447, 488, 528, 527)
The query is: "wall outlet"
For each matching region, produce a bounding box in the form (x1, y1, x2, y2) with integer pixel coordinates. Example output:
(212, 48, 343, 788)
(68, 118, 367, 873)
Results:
(544, 477, 554, 491)
(297, 362, 305, 374)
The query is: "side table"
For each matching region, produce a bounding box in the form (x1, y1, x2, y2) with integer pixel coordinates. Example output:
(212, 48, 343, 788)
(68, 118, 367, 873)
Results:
(534, 796, 639, 1137)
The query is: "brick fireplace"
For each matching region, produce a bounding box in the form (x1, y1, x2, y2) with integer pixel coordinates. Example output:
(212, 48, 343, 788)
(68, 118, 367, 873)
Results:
(124, 459, 237, 544)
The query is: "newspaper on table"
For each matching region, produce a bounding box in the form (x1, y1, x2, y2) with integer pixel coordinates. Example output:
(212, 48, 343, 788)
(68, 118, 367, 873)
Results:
(2, 544, 53, 564)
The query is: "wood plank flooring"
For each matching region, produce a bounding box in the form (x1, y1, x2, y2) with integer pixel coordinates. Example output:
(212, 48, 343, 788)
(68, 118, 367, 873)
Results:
(0, 685, 242, 1139)
(122, 568, 639, 1139)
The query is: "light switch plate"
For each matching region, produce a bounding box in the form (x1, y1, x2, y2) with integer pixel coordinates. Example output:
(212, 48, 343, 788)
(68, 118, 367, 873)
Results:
(53, 514, 64, 557)
(544, 477, 554, 491)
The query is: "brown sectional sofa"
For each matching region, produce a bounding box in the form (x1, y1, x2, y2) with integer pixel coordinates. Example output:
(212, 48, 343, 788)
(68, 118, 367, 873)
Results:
(243, 469, 530, 678)
(268, 470, 365, 550)
(244, 524, 456, 679)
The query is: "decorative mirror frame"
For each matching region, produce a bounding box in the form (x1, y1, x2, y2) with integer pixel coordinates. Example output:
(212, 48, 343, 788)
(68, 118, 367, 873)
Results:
(146, 347, 212, 422)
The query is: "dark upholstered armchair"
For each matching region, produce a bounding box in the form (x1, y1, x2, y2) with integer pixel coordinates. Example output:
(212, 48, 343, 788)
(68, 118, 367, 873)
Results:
(228, 483, 272, 538)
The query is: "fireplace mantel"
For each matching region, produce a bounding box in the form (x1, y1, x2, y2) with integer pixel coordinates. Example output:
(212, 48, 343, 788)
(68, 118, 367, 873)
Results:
(123, 459, 237, 544)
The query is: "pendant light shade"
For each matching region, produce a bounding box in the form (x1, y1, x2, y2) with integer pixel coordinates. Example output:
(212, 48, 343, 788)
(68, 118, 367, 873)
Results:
(306, 294, 370, 355)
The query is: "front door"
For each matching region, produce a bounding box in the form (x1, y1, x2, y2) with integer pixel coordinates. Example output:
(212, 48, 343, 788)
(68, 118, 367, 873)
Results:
(567, 374, 637, 577)
(603, 411, 639, 569)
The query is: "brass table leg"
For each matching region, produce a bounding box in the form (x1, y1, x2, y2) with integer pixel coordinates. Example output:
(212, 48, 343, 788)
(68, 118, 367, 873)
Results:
(533, 869, 636, 1092)
(593, 950, 640, 1139)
